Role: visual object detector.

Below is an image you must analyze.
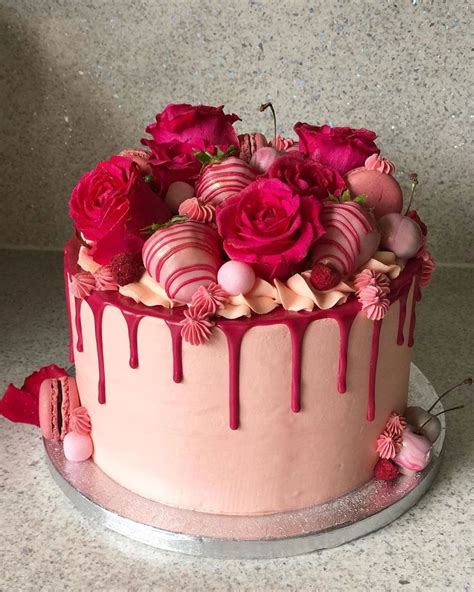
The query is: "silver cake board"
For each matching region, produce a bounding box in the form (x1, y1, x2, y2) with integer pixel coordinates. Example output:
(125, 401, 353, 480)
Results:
(44, 364, 445, 559)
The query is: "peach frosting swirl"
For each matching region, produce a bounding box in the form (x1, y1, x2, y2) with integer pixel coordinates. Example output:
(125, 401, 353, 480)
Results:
(376, 431, 402, 459)
(70, 406, 92, 435)
(364, 153, 396, 174)
(115, 252, 403, 318)
(384, 412, 408, 438)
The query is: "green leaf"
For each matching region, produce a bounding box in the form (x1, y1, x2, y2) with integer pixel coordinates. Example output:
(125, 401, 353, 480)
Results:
(354, 194, 367, 204)
(141, 215, 188, 236)
(193, 144, 238, 168)
(340, 189, 351, 202)
(143, 174, 154, 184)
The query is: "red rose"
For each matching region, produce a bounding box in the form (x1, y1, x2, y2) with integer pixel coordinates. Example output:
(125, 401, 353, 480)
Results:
(266, 153, 346, 200)
(143, 103, 240, 152)
(69, 155, 170, 263)
(294, 122, 379, 176)
(144, 141, 201, 193)
(216, 178, 324, 281)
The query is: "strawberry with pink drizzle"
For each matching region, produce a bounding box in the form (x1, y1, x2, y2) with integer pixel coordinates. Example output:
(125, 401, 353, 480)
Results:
(142, 220, 221, 304)
(196, 156, 257, 206)
(310, 201, 380, 279)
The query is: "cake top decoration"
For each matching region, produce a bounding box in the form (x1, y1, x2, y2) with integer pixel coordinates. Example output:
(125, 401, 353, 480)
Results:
(65, 101, 436, 342)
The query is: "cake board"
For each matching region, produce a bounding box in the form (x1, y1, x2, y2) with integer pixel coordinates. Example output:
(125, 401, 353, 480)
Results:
(44, 364, 445, 559)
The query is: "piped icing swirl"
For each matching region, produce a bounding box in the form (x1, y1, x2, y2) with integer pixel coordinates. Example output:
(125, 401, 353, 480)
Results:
(178, 197, 216, 223)
(71, 271, 96, 299)
(364, 153, 395, 174)
(70, 406, 92, 435)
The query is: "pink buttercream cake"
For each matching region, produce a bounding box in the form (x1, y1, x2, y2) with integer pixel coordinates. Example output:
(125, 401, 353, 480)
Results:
(1, 103, 437, 519)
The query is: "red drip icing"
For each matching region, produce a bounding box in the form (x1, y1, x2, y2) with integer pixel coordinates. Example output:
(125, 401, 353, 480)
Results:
(367, 319, 382, 421)
(283, 318, 314, 412)
(89, 299, 107, 404)
(64, 238, 423, 428)
(219, 324, 248, 430)
(165, 322, 184, 383)
(64, 270, 74, 363)
(333, 312, 357, 393)
(408, 273, 421, 348)
(74, 297, 84, 352)
(397, 291, 408, 345)
(122, 311, 142, 369)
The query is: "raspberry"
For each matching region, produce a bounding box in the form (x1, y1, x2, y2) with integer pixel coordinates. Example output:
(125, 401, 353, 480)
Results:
(109, 252, 144, 286)
(374, 458, 400, 481)
(309, 263, 341, 291)
(406, 210, 428, 236)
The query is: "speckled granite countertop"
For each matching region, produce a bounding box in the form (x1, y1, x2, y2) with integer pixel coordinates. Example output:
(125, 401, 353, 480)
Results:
(1, 249, 473, 592)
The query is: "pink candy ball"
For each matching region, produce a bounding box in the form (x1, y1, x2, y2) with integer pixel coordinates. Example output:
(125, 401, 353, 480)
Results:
(217, 261, 256, 296)
(165, 181, 195, 213)
(250, 147, 282, 174)
(63, 431, 93, 462)
(379, 213, 423, 260)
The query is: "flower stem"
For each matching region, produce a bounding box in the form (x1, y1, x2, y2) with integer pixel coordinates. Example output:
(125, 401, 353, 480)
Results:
(259, 102, 277, 143)
(404, 173, 419, 214)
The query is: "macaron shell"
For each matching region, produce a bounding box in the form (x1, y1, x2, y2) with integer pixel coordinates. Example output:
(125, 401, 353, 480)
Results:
(39, 379, 60, 441)
(59, 376, 81, 439)
(345, 168, 403, 219)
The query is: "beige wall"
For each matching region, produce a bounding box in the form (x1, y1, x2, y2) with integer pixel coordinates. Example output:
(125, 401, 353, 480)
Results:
(0, 0, 472, 263)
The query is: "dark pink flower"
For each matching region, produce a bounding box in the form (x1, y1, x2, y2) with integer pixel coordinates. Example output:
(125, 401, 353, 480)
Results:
(69, 155, 171, 264)
(294, 122, 379, 176)
(144, 103, 240, 151)
(216, 178, 324, 281)
(266, 153, 346, 200)
(142, 104, 240, 192)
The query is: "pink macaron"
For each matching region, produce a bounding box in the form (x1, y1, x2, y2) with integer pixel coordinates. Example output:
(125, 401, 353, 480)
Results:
(345, 168, 403, 219)
(39, 375, 80, 441)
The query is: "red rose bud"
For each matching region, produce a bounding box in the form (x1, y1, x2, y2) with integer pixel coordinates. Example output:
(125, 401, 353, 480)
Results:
(110, 252, 144, 286)
(309, 262, 341, 291)
(374, 458, 400, 481)
(294, 122, 379, 176)
(406, 210, 428, 236)
(266, 153, 346, 200)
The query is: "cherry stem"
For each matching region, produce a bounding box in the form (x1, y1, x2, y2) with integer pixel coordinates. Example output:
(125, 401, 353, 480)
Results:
(427, 377, 472, 413)
(432, 404, 465, 417)
(404, 173, 419, 214)
(259, 102, 277, 143)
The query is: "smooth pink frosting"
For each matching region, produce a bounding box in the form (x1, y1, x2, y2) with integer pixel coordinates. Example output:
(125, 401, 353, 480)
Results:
(358, 285, 390, 321)
(190, 282, 229, 316)
(180, 309, 214, 345)
(364, 153, 395, 174)
(376, 431, 401, 459)
(384, 412, 407, 437)
(71, 272, 96, 299)
(70, 405, 92, 435)
(178, 197, 216, 223)
(94, 266, 118, 291)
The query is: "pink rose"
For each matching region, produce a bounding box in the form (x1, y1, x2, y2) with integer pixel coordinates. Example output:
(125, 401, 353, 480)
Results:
(266, 153, 346, 200)
(69, 155, 171, 263)
(144, 103, 240, 152)
(294, 123, 379, 176)
(216, 178, 324, 281)
(142, 104, 241, 191)
(144, 141, 201, 192)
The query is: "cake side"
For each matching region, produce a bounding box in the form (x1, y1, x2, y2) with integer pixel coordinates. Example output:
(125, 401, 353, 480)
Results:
(66, 238, 419, 515)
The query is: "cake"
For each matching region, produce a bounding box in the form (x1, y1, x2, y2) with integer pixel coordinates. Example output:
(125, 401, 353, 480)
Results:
(1, 103, 439, 518)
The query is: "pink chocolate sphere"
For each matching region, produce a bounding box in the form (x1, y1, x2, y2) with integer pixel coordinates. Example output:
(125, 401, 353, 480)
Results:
(378, 213, 423, 260)
(217, 261, 256, 296)
(345, 168, 403, 219)
(63, 431, 93, 462)
(165, 181, 195, 213)
(250, 147, 282, 174)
